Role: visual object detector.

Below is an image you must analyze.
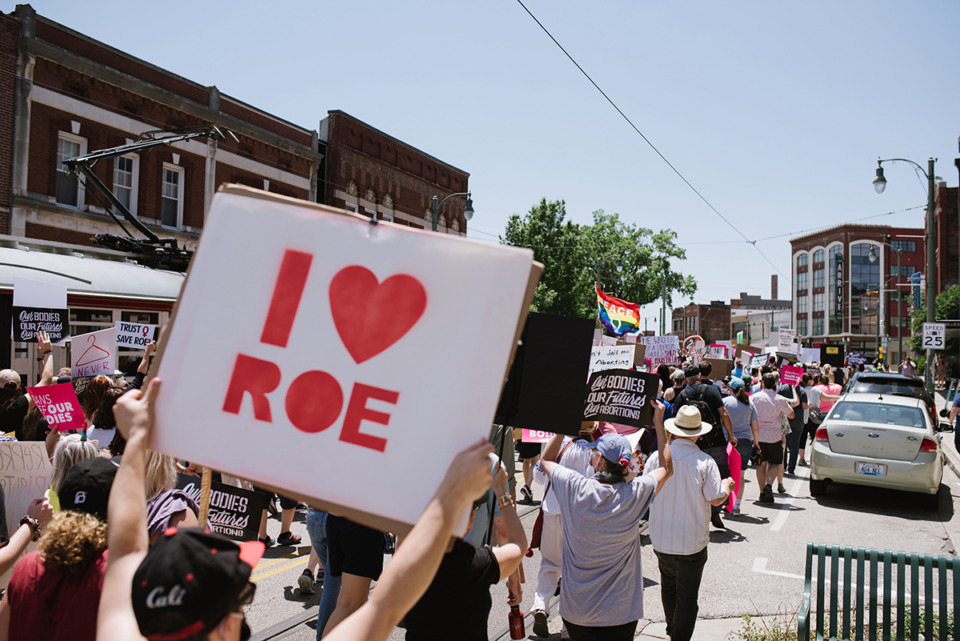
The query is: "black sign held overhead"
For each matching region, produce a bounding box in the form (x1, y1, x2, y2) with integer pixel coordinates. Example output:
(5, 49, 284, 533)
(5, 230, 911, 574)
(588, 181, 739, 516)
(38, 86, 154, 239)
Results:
(176, 474, 267, 542)
(583, 369, 660, 429)
(12, 307, 69, 343)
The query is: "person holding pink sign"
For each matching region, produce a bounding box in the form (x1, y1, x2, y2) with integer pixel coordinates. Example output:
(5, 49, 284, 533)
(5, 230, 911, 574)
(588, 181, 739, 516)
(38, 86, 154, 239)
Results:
(0, 331, 54, 441)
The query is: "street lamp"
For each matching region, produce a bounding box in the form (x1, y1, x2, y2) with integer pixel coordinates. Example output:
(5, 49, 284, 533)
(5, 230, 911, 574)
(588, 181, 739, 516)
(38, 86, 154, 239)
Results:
(872, 157, 936, 393)
(430, 192, 474, 232)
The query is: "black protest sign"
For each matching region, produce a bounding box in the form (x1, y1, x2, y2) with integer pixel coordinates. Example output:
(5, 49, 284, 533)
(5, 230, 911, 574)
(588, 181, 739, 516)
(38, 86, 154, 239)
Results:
(583, 369, 659, 429)
(820, 344, 845, 368)
(12, 307, 69, 342)
(176, 474, 267, 541)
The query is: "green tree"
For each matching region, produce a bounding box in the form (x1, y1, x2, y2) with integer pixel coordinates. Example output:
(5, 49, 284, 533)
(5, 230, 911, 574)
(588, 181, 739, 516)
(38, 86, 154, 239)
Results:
(501, 200, 696, 320)
(908, 286, 958, 361)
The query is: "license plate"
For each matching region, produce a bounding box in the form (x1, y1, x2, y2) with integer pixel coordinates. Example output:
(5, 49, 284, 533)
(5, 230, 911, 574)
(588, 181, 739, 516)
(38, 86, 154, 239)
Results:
(856, 462, 887, 477)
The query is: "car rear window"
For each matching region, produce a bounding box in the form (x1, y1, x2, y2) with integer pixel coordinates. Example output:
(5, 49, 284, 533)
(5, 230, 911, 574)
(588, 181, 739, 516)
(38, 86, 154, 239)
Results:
(831, 401, 925, 428)
(850, 381, 925, 398)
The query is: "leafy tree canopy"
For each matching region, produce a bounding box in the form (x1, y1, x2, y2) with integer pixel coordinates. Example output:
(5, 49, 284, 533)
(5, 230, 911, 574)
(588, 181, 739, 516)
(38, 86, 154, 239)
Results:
(909, 285, 958, 358)
(501, 198, 697, 319)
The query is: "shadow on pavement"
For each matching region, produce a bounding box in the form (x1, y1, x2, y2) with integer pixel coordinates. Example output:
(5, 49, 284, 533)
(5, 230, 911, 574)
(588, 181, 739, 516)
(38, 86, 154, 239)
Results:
(810, 482, 952, 521)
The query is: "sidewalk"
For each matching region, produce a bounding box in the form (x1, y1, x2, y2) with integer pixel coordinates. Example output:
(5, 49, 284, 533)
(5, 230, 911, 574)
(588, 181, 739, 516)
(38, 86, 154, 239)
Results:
(635, 615, 784, 640)
(934, 390, 960, 478)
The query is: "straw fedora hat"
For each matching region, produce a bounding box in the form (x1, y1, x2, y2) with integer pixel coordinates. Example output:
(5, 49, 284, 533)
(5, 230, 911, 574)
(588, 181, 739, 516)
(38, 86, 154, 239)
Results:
(664, 405, 713, 438)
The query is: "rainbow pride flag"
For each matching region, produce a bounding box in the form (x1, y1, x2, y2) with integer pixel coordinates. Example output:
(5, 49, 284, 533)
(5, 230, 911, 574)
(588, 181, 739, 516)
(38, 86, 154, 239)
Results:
(596, 284, 640, 337)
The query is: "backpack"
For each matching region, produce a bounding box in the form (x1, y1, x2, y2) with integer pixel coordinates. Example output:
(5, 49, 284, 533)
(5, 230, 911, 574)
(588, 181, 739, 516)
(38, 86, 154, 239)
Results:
(676, 383, 727, 450)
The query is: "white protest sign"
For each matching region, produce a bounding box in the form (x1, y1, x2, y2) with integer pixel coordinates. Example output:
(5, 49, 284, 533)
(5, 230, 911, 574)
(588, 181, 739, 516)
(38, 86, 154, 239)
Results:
(115, 321, 159, 349)
(778, 328, 797, 355)
(0, 441, 52, 542)
(801, 347, 820, 365)
(71, 327, 117, 378)
(590, 345, 635, 372)
(600, 334, 618, 346)
(153, 188, 537, 536)
(640, 335, 680, 366)
(689, 346, 706, 365)
(706, 345, 727, 359)
(13, 277, 67, 308)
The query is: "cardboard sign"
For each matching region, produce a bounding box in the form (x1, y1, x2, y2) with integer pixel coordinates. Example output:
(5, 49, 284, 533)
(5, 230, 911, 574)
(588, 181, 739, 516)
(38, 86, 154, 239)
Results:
(640, 335, 680, 366)
(590, 345, 635, 372)
(703, 358, 733, 380)
(11, 307, 69, 343)
(781, 364, 803, 386)
(800, 348, 820, 365)
(71, 328, 117, 378)
(0, 441, 52, 539)
(115, 321, 159, 349)
(778, 328, 796, 354)
(176, 474, 266, 541)
(25, 383, 84, 432)
(521, 429, 553, 443)
(735, 344, 764, 360)
(151, 186, 538, 536)
(583, 369, 659, 429)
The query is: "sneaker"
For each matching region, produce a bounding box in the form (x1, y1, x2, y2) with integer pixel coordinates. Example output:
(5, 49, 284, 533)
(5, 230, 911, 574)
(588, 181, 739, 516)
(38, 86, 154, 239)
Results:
(532, 609, 549, 638)
(519, 485, 534, 505)
(760, 485, 775, 503)
(298, 568, 315, 595)
(778, 483, 787, 494)
(259, 535, 275, 548)
(731, 503, 741, 516)
(799, 458, 809, 467)
(277, 531, 302, 546)
(316, 568, 324, 583)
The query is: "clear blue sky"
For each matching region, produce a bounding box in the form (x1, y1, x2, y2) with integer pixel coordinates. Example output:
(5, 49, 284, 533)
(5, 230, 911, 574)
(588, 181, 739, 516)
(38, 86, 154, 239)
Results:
(16, 1, 960, 325)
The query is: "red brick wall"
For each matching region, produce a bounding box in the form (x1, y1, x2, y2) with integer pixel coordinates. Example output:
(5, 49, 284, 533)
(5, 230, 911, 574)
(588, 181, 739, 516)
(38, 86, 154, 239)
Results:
(0, 14, 19, 233)
(25, 221, 96, 246)
(325, 111, 470, 229)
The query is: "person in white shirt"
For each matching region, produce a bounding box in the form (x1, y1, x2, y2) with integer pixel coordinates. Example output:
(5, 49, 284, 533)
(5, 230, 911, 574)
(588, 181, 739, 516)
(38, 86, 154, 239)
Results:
(529, 425, 597, 638)
(646, 405, 735, 641)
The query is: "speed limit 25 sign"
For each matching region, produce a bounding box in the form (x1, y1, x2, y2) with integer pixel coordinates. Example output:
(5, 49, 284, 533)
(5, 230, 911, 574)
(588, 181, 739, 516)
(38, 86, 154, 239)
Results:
(922, 322, 946, 350)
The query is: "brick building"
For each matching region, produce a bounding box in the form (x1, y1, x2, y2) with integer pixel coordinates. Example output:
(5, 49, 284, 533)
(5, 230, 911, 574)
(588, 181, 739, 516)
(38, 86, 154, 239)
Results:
(319, 110, 470, 234)
(934, 182, 958, 293)
(671, 300, 731, 345)
(790, 224, 925, 363)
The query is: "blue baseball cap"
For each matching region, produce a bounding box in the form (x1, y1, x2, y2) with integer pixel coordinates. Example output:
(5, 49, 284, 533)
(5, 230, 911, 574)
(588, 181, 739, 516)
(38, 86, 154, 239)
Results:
(588, 433, 633, 466)
(729, 377, 745, 391)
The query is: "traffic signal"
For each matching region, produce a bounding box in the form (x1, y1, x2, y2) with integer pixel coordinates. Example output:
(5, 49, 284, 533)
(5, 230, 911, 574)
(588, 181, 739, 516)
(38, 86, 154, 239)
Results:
(878, 346, 884, 363)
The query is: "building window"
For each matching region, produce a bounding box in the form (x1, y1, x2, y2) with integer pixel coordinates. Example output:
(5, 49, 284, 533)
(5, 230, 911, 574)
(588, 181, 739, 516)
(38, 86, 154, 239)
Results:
(891, 240, 916, 253)
(797, 253, 808, 268)
(113, 154, 138, 214)
(56, 132, 87, 207)
(797, 317, 808, 336)
(798, 296, 808, 314)
(851, 243, 880, 336)
(813, 317, 824, 335)
(889, 264, 913, 277)
(161, 163, 184, 228)
(813, 249, 825, 263)
(796, 271, 808, 291)
(813, 293, 824, 312)
(813, 267, 824, 289)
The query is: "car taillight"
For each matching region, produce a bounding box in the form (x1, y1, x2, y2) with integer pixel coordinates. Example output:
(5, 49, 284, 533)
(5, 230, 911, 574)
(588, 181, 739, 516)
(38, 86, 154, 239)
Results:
(920, 438, 938, 451)
(815, 428, 829, 442)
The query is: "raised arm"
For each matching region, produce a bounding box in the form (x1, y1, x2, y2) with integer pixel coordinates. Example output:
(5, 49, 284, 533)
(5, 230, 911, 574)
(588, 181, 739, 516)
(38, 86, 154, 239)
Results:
(489, 464, 527, 584)
(648, 400, 672, 494)
(136, 341, 156, 376)
(323, 440, 494, 641)
(25, 332, 54, 412)
(96, 379, 161, 641)
(0, 498, 52, 576)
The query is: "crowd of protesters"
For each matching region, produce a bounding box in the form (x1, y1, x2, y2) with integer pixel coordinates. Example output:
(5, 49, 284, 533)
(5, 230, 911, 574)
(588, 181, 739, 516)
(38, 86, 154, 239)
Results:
(0, 333, 928, 641)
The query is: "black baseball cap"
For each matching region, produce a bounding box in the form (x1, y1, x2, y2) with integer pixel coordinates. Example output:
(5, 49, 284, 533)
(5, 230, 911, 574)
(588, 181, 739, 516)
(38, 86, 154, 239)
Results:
(59, 457, 118, 520)
(683, 366, 700, 378)
(132, 528, 265, 640)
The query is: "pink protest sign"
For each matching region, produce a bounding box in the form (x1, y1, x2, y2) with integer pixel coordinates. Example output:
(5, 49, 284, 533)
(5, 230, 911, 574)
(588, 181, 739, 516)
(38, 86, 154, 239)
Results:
(26, 383, 84, 432)
(521, 429, 553, 443)
(724, 442, 742, 514)
(781, 364, 803, 386)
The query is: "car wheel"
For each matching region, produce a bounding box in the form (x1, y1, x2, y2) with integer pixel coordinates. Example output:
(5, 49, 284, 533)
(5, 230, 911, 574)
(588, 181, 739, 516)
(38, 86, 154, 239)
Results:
(809, 478, 827, 496)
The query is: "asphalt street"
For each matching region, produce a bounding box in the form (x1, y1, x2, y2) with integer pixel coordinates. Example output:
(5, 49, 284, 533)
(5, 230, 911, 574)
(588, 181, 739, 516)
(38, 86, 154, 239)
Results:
(245, 439, 960, 641)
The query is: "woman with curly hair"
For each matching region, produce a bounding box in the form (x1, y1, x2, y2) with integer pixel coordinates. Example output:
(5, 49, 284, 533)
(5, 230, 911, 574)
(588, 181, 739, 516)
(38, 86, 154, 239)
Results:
(0, 457, 117, 641)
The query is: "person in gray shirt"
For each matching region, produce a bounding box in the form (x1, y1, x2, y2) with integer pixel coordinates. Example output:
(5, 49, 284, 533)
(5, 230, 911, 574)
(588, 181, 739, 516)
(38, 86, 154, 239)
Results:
(540, 401, 672, 641)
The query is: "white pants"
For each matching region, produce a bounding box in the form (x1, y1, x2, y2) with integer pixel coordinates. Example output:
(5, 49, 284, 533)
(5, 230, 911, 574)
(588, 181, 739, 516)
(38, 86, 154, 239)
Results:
(532, 512, 562, 613)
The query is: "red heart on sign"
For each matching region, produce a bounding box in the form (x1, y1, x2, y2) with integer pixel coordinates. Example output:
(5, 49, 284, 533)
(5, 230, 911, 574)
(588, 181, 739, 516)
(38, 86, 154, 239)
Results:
(329, 265, 428, 364)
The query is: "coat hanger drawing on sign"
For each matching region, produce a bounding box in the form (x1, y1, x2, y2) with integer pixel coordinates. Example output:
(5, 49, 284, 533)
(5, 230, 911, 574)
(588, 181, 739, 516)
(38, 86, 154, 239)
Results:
(76, 334, 110, 366)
